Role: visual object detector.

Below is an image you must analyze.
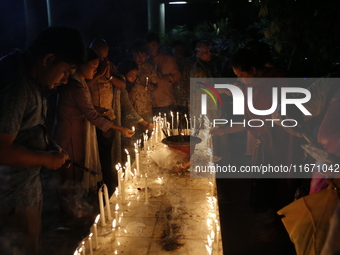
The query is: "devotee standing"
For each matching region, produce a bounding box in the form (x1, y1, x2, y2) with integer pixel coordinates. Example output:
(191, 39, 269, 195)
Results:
(88, 39, 127, 196)
(55, 48, 134, 216)
(145, 32, 181, 116)
(0, 26, 86, 255)
(211, 48, 303, 243)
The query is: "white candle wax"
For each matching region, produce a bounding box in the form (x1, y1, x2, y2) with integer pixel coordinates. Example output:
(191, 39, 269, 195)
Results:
(116, 164, 122, 198)
(132, 169, 137, 185)
(88, 233, 93, 255)
(144, 173, 149, 205)
(111, 219, 116, 241)
(171, 111, 174, 129)
(98, 187, 106, 227)
(93, 215, 100, 250)
(125, 149, 131, 181)
(114, 204, 119, 221)
(216, 225, 220, 254)
(185, 114, 189, 135)
(81, 241, 85, 255)
(121, 173, 126, 204)
(135, 149, 140, 178)
(103, 184, 112, 220)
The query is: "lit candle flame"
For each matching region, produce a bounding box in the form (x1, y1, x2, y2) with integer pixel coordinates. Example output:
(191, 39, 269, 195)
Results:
(211, 230, 215, 240)
(124, 149, 129, 155)
(115, 204, 119, 211)
(112, 219, 116, 228)
(94, 214, 100, 224)
(131, 126, 135, 132)
(89, 233, 93, 238)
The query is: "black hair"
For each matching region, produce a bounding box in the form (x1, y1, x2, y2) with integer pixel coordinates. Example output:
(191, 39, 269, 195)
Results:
(117, 60, 138, 76)
(85, 48, 99, 63)
(27, 26, 86, 66)
(195, 40, 211, 52)
(229, 48, 263, 72)
(131, 40, 149, 55)
(145, 32, 160, 44)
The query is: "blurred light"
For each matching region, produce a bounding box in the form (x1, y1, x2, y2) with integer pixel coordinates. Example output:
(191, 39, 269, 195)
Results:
(169, 1, 187, 4)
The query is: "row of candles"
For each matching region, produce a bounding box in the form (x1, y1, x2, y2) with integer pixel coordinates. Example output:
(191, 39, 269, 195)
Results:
(74, 195, 221, 255)
(74, 115, 220, 254)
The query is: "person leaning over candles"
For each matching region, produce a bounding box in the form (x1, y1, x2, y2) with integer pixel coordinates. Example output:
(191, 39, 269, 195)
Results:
(0, 26, 86, 255)
(54, 48, 134, 219)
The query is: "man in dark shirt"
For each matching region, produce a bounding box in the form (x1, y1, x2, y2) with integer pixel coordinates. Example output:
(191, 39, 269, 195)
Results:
(0, 26, 86, 255)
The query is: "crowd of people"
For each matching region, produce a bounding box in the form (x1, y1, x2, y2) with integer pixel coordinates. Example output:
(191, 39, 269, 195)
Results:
(0, 25, 339, 255)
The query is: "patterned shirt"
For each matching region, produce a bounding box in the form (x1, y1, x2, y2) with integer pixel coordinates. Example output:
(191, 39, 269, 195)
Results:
(129, 62, 158, 115)
(149, 52, 181, 107)
(0, 52, 47, 206)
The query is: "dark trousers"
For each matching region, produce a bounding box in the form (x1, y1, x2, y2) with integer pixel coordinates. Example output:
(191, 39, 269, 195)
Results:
(96, 128, 117, 197)
(0, 203, 42, 255)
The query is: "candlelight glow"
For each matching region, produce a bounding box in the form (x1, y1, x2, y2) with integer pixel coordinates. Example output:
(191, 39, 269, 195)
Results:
(124, 149, 129, 155)
(205, 244, 212, 255)
(94, 214, 100, 224)
(115, 204, 119, 211)
(207, 234, 212, 247)
(211, 230, 215, 240)
(112, 219, 116, 228)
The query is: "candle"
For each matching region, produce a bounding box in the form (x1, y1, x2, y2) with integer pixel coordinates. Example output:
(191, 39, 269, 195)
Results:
(135, 149, 140, 178)
(167, 122, 171, 136)
(98, 186, 106, 227)
(93, 215, 100, 250)
(132, 168, 137, 185)
(171, 111, 174, 129)
(144, 172, 149, 205)
(116, 164, 122, 198)
(205, 244, 212, 255)
(176, 112, 179, 130)
(121, 173, 126, 204)
(114, 203, 119, 221)
(88, 233, 93, 255)
(163, 113, 167, 128)
(185, 114, 189, 135)
(194, 116, 196, 130)
(103, 184, 112, 220)
(111, 219, 117, 241)
(216, 225, 220, 254)
(125, 149, 131, 181)
(207, 234, 212, 248)
(81, 241, 85, 255)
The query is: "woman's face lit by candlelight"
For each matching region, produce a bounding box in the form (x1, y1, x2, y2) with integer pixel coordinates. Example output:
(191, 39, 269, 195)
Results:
(78, 58, 99, 80)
